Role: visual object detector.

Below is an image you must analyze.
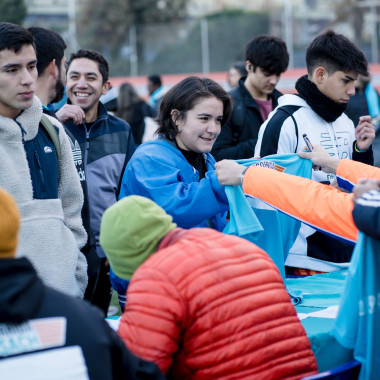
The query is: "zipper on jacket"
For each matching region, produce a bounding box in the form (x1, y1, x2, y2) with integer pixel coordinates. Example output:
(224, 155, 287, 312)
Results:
(86, 129, 90, 150)
(84, 128, 91, 181)
(34, 150, 47, 193)
(14, 119, 27, 142)
(81, 117, 103, 178)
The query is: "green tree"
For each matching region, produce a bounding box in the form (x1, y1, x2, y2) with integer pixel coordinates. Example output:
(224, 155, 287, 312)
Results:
(331, 0, 366, 46)
(77, 0, 189, 60)
(207, 10, 269, 72)
(0, 0, 27, 25)
(139, 10, 270, 75)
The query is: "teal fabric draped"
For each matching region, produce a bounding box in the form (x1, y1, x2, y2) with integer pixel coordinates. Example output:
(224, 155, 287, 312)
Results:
(333, 232, 380, 380)
(365, 84, 380, 118)
(223, 153, 312, 280)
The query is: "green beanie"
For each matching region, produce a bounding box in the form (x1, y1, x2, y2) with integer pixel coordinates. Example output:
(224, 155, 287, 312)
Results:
(100, 195, 176, 280)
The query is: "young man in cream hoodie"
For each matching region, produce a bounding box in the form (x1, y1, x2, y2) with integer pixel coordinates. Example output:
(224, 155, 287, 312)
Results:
(0, 22, 87, 298)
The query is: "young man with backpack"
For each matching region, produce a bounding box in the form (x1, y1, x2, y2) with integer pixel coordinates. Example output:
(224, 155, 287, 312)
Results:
(255, 30, 376, 274)
(211, 35, 289, 160)
(0, 22, 87, 298)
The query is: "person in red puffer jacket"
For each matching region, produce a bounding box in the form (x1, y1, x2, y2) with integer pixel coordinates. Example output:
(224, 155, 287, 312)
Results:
(100, 195, 318, 380)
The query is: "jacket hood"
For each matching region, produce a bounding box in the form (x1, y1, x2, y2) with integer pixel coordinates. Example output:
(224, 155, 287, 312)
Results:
(0, 258, 44, 323)
(100, 195, 176, 280)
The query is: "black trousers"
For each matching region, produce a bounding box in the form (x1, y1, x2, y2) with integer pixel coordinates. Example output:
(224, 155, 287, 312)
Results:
(84, 257, 112, 317)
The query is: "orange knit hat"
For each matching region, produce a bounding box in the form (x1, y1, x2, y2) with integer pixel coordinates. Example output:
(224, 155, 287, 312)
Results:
(0, 188, 20, 258)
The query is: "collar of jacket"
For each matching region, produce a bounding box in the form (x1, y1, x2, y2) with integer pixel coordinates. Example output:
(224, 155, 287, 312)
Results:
(238, 77, 282, 108)
(157, 135, 209, 165)
(5, 97, 43, 142)
(66, 100, 109, 124)
(97, 102, 109, 120)
(295, 75, 347, 123)
(158, 227, 187, 250)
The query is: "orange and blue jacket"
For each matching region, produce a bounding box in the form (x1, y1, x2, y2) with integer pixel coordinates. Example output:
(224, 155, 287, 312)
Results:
(243, 159, 380, 244)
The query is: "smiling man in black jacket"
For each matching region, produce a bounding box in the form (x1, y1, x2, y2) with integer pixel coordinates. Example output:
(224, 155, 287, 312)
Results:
(61, 49, 136, 315)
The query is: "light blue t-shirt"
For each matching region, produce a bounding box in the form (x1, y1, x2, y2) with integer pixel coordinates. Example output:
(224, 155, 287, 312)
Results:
(224, 153, 312, 279)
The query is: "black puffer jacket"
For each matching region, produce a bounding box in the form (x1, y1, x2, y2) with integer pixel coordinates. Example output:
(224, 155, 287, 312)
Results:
(211, 78, 282, 161)
(0, 258, 165, 380)
(352, 190, 380, 241)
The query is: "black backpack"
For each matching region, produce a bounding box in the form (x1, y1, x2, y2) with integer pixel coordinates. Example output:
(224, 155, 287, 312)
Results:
(40, 114, 61, 160)
(259, 105, 302, 155)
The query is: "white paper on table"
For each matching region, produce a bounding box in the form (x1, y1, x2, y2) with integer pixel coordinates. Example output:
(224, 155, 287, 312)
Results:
(297, 305, 340, 320)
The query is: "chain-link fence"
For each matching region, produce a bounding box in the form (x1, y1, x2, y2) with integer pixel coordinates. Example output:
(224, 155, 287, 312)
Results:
(25, 2, 380, 80)
(77, 7, 378, 78)
(85, 12, 271, 77)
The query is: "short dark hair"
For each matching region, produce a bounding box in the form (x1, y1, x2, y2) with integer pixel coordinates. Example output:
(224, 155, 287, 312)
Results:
(306, 30, 368, 76)
(67, 49, 109, 84)
(0, 22, 35, 54)
(28, 27, 67, 76)
(148, 75, 162, 87)
(156, 76, 232, 141)
(245, 35, 289, 76)
(231, 61, 247, 77)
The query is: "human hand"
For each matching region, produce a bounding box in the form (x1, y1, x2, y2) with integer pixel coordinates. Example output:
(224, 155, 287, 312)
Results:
(56, 104, 85, 125)
(352, 178, 380, 203)
(355, 115, 375, 151)
(214, 160, 246, 186)
(298, 144, 339, 174)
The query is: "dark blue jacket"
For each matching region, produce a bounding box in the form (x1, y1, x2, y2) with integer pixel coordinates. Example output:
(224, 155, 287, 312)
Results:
(211, 77, 282, 160)
(353, 190, 380, 241)
(22, 120, 58, 199)
(64, 102, 136, 257)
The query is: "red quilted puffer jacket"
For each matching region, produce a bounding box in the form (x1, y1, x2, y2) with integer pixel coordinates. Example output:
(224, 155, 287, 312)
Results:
(118, 228, 318, 379)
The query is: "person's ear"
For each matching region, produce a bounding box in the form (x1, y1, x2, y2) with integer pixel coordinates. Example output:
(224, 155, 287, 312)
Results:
(101, 80, 111, 95)
(49, 59, 58, 79)
(315, 67, 327, 84)
(171, 109, 180, 124)
(246, 61, 252, 71)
